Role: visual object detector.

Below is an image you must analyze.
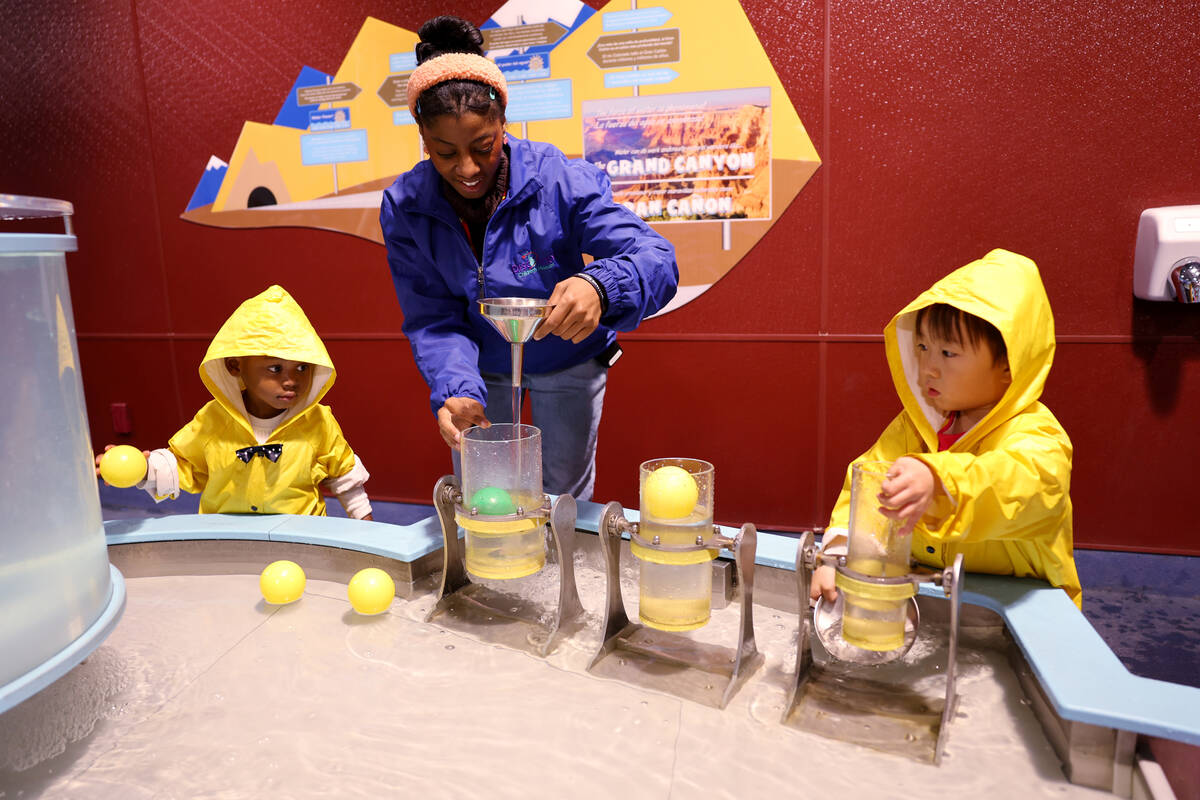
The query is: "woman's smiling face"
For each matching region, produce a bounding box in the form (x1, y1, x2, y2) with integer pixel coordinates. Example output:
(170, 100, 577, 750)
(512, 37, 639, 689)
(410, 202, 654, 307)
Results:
(419, 111, 505, 199)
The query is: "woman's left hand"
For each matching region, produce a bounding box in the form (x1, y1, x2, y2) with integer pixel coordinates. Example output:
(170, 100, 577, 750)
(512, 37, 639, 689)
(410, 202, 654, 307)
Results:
(534, 276, 602, 343)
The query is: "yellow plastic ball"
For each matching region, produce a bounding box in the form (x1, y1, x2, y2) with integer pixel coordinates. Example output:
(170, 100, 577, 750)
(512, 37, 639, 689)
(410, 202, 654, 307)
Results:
(347, 568, 395, 615)
(643, 465, 700, 519)
(260, 560, 306, 605)
(99, 445, 147, 488)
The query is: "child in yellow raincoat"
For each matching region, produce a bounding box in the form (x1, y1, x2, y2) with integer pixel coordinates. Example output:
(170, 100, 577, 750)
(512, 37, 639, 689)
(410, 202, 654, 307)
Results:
(101, 285, 372, 519)
(812, 249, 1081, 608)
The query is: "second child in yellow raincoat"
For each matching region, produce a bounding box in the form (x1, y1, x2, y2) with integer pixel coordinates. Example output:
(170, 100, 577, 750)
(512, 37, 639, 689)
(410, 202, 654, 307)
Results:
(813, 249, 1081, 608)
(117, 285, 372, 519)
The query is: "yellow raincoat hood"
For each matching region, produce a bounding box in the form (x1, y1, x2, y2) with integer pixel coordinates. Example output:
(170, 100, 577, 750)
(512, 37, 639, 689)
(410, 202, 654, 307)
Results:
(199, 285, 335, 434)
(167, 285, 357, 516)
(886, 249, 1055, 451)
(830, 249, 1081, 606)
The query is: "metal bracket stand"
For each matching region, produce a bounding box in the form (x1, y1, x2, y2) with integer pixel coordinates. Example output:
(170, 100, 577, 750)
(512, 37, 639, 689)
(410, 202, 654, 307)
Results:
(783, 536, 965, 765)
(426, 475, 585, 657)
(586, 502, 762, 709)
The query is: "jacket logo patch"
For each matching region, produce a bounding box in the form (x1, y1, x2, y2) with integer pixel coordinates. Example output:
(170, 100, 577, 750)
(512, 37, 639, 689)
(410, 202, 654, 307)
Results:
(510, 250, 558, 279)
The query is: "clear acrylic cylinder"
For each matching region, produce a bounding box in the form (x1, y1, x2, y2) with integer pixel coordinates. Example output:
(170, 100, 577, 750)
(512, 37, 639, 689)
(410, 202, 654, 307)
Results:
(458, 423, 546, 580)
(841, 460, 912, 651)
(634, 458, 716, 632)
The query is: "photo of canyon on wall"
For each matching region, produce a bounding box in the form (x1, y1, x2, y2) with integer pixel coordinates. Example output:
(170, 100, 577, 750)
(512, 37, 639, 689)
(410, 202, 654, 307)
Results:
(582, 87, 771, 223)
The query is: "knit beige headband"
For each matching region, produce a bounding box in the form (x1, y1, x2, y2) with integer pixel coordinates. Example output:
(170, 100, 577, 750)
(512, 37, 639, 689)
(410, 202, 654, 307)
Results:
(406, 52, 509, 117)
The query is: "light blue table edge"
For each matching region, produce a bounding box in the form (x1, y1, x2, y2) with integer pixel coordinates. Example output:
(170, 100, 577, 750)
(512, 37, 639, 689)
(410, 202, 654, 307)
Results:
(103, 502, 1200, 746)
(0, 564, 127, 714)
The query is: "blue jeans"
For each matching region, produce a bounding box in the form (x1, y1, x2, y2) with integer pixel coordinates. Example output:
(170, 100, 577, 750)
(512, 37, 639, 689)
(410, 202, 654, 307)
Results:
(459, 358, 607, 500)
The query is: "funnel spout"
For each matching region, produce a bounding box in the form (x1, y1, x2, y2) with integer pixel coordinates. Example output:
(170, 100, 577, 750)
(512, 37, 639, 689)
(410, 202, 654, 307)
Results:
(479, 297, 552, 343)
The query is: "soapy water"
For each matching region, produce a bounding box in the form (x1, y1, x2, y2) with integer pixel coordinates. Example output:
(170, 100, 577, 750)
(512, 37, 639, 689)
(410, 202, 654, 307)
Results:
(0, 541, 1110, 798)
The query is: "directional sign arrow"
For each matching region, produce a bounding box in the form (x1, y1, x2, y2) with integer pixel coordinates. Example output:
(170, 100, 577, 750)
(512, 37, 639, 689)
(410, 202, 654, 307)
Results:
(587, 29, 680, 70)
(482, 21, 568, 52)
(376, 74, 412, 108)
(296, 82, 362, 106)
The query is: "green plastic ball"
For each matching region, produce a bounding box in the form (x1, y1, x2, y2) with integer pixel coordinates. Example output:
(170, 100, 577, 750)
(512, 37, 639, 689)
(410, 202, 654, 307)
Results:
(468, 486, 517, 515)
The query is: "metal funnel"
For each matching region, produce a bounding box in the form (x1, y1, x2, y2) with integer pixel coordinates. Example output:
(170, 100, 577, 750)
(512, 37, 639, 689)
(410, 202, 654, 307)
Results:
(479, 297, 551, 343)
(479, 297, 553, 425)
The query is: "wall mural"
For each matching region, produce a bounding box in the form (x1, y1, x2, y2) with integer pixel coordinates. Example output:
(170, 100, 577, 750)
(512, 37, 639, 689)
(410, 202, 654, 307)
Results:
(181, 0, 820, 314)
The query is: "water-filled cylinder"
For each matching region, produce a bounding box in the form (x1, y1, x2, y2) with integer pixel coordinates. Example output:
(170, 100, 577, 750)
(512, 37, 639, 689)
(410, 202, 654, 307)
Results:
(457, 423, 547, 580)
(839, 461, 913, 651)
(634, 458, 716, 632)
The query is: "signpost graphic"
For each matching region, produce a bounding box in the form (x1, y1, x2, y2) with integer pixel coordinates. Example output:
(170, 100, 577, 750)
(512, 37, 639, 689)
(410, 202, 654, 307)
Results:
(300, 128, 369, 195)
(296, 82, 361, 106)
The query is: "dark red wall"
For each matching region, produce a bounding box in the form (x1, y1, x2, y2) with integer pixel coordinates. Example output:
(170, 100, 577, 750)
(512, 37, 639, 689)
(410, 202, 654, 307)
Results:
(4, 1, 1198, 554)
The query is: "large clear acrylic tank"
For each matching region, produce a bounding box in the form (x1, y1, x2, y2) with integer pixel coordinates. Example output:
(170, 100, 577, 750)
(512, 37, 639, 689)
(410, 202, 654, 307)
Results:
(0, 195, 124, 713)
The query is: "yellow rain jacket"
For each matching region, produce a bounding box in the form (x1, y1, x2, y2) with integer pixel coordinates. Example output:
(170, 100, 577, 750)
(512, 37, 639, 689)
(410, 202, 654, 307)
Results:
(828, 249, 1081, 607)
(168, 285, 357, 516)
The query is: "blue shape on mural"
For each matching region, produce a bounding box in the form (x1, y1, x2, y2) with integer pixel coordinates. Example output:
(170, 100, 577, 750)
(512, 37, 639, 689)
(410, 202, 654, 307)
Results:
(602, 7, 673, 32)
(496, 53, 552, 81)
(604, 67, 679, 88)
(389, 52, 417, 72)
(186, 156, 228, 211)
(274, 65, 334, 130)
(507, 79, 573, 122)
(300, 129, 369, 165)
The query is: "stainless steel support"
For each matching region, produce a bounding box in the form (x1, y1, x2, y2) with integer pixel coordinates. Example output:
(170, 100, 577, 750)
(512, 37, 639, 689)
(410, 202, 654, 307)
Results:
(933, 554, 964, 764)
(784, 539, 964, 765)
(426, 474, 584, 657)
(783, 531, 816, 719)
(587, 502, 762, 709)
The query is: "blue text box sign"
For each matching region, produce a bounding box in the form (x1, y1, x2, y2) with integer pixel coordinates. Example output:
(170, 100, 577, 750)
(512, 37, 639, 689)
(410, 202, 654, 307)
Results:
(389, 52, 417, 73)
(602, 7, 673, 32)
(496, 53, 552, 82)
(308, 108, 351, 131)
(392, 109, 415, 127)
(300, 129, 369, 166)
(604, 67, 679, 89)
(506, 79, 573, 123)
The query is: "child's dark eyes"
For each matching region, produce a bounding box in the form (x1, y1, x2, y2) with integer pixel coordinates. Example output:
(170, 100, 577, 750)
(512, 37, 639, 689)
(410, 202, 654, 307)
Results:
(296, 364, 309, 372)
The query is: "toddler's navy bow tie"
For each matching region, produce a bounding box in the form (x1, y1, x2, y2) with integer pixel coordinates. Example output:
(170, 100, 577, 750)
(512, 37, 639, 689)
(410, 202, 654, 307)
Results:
(235, 444, 283, 463)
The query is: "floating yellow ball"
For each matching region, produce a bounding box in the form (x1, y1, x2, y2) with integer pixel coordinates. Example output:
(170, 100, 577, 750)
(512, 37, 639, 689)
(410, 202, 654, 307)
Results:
(347, 568, 395, 615)
(643, 465, 700, 519)
(99, 445, 147, 488)
(260, 560, 305, 605)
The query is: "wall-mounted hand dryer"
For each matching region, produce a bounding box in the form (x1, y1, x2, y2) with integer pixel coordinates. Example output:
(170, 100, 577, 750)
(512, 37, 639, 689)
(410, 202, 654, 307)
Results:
(1133, 205, 1200, 303)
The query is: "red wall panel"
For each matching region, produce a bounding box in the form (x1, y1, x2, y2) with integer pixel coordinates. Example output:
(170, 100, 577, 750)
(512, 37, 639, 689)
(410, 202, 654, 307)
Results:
(4, 0, 1198, 554)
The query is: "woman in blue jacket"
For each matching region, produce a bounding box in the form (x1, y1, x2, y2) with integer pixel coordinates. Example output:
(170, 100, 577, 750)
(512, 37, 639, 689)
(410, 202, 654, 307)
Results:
(380, 15, 679, 499)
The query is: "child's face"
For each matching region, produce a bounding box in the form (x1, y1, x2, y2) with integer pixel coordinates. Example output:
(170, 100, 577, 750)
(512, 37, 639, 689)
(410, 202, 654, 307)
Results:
(915, 321, 1011, 428)
(419, 111, 505, 200)
(225, 356, 313, 419)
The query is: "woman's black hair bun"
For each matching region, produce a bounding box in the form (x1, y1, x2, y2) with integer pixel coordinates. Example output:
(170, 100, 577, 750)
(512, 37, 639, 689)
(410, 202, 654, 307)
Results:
(415, 15, 485, 63)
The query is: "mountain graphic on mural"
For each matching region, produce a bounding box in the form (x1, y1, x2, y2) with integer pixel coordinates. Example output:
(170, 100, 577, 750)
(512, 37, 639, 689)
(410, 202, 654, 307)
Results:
(185, 157, 229, 212)
(179, 0, 820, 314)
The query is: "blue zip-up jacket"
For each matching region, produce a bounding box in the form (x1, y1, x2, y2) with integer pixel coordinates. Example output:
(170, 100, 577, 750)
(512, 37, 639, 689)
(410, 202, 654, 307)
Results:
(380, 136, 679, 413)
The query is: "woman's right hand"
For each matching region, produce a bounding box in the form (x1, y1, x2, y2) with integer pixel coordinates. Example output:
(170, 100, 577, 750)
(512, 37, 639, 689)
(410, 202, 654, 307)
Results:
(437, 397, 489, 450)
